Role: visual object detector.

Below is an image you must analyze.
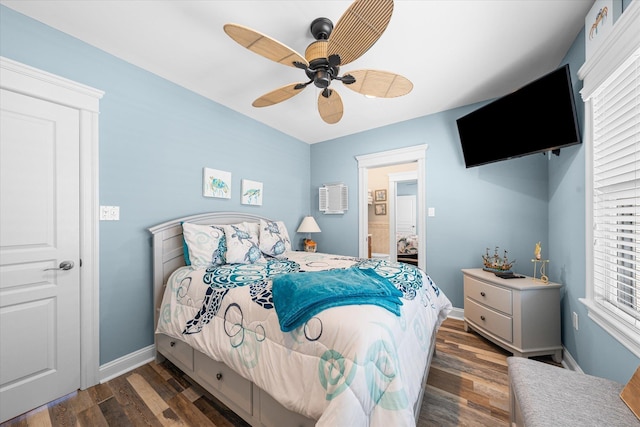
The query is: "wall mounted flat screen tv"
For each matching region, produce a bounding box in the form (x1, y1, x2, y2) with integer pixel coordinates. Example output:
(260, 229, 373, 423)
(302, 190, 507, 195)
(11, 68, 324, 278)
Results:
(456, 64, 581, 168)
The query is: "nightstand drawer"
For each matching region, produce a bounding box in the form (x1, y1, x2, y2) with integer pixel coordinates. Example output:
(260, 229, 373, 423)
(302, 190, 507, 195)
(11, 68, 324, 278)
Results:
(464, 275, 512, 315)
(465, 298, 513, 343)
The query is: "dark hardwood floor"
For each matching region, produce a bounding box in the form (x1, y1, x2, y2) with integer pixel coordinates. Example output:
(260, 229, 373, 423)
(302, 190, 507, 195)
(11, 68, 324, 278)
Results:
(1, 318, 560, 426)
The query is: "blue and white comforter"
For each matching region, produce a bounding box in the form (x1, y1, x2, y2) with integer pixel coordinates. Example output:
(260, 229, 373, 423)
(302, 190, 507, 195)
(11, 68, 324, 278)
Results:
(156, 251, 452, 426)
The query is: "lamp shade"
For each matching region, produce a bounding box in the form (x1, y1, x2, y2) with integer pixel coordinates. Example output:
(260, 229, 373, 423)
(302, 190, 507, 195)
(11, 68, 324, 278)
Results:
(297, 216, 321, 233)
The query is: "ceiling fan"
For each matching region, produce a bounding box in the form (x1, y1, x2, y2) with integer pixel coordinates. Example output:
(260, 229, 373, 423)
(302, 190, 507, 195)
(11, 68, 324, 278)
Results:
(223, 0, 413, 124)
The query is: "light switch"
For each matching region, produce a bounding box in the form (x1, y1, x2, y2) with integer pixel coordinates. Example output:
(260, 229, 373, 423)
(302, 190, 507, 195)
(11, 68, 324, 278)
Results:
(428, 207, 435, 217)
(100, 206, 120, 221)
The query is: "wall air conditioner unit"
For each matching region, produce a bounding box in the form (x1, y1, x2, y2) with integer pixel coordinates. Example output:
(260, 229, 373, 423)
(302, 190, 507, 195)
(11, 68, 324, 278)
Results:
(319, 184, 348, 214)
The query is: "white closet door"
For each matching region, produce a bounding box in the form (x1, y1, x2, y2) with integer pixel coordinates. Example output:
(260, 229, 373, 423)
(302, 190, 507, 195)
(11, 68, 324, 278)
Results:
(0, 88, 81, 422)
(396, 195, 416, 234)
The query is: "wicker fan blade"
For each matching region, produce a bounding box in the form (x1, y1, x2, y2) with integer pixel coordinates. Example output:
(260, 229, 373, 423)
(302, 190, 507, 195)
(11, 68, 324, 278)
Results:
(343, 70, 413, 98)
(327, 0, 394, 66)
(252, 83, 306, 108)
(318, 89, 344, 124)
(224, 23, 308, 68)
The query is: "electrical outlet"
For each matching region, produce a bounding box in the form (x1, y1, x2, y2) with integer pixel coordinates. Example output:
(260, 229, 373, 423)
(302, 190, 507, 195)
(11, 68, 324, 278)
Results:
(572, 311, 579, 330)
(100, 205, 120, 221)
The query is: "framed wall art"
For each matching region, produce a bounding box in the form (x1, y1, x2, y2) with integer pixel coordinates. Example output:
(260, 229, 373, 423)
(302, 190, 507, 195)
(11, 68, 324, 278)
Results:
(203, 167, 231, 199)
(375, 203, 386, 215)
(241, 179, 263, 206)
(374, 189, 387, 202)
(585, 0, 621, 61)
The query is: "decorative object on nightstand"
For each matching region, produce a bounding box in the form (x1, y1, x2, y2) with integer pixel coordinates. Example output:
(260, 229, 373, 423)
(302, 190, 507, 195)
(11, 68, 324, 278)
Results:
(531, 241, 550, 283)
(482, 246, 515, 274)
(297, 216, 321, 252)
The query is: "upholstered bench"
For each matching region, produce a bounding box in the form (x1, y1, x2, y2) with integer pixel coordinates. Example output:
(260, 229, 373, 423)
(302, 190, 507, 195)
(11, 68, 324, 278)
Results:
(507, 357, 640, 426)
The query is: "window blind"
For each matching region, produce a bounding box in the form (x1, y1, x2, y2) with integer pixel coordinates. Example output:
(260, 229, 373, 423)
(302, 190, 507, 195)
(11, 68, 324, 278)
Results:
(591, 47, 640, 329)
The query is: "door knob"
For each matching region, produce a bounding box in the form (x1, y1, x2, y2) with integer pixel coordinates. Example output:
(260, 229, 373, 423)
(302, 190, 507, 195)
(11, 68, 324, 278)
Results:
(44, 260, 74, 271)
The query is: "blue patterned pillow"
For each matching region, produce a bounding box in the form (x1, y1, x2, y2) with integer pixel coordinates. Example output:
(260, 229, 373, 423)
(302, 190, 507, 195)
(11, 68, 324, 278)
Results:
(223, 222, 266, 264)
(182, 222, 226, 268)
(259, 219, 291, 258)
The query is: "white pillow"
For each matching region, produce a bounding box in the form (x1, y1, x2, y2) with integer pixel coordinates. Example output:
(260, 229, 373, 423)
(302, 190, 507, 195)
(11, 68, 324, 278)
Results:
(259, 219, 291, 258)
(223, 222, 266, 264)
(182, 222, 226, 268)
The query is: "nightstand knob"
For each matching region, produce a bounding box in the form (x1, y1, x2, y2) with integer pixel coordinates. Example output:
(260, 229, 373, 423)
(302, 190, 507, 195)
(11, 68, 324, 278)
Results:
(480, 315, 486, 321)
(216, 372, 223, 381)
(480, 291, 486, 297)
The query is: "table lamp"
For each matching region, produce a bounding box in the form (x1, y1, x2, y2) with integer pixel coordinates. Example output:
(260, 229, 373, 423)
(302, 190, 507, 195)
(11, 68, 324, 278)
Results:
(297, 216, 321, 252)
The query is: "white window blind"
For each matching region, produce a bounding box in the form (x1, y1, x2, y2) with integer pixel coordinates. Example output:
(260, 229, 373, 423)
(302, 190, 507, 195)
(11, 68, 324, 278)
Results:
(591, 47, 640, 333)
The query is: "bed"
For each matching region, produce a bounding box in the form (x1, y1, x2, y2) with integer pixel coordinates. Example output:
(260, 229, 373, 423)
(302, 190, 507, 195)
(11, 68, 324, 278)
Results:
(150, 212, 451, 426)
(396, 232, 419, 266)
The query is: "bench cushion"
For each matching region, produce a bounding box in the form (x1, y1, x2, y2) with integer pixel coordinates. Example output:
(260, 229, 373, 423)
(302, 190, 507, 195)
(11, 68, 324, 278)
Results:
(508, 357, 639, 426)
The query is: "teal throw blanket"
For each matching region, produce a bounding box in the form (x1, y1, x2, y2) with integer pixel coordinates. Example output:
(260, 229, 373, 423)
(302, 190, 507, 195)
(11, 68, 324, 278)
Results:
(272, 267, 403, 332)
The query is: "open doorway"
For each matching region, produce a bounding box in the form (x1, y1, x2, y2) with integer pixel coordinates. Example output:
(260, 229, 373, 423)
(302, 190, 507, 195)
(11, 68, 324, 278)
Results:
(389, 171, 418, 265)
(366, 165, 417, 262)
(355, 145, 428, 270)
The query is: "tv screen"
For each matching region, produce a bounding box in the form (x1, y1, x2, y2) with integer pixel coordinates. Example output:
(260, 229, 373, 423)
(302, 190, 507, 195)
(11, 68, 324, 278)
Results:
(456, 64, 581, 168)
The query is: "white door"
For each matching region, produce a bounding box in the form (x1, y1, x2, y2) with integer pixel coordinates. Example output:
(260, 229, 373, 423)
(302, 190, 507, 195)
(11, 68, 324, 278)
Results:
(0, 88, 81, 422)
(397, 195, 416, 234)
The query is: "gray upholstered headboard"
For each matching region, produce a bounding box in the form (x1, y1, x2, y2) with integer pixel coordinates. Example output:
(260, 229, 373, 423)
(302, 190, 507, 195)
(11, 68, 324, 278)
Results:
(148, 211, 275, 328)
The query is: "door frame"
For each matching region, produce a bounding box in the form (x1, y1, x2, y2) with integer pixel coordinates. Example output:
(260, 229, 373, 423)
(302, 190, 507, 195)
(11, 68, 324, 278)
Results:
(356, 144, 427, 270)
(1, 56, 103, 388)
(388, 171, 418, 262)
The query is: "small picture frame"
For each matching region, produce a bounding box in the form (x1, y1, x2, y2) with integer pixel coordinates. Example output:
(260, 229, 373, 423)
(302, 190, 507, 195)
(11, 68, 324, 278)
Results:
(374, 189, 387, 201)
(375, 203, 386, 215)
(241, 179, 263, 206)
(203, 167, 231, 199)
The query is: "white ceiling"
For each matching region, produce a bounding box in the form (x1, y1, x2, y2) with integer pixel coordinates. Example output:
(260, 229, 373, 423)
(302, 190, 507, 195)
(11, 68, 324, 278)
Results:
(1, 0, 594, 144)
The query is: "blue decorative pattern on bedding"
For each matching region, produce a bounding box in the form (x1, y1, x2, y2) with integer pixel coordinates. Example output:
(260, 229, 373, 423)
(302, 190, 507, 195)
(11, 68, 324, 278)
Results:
(156, 251, 452, 426)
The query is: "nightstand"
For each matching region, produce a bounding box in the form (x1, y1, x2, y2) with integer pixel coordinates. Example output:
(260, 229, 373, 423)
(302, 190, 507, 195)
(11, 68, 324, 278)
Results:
(462, 268, 562, 362)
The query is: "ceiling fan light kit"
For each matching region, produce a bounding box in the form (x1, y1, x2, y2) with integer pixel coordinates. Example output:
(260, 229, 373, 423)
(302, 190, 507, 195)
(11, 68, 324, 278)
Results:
(224, 0, 412, 124)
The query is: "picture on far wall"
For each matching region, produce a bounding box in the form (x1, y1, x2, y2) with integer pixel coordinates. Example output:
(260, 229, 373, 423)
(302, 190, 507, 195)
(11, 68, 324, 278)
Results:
(203, 167, 231, 199)
(375, 203, 386, 215)
(375, 189, 387, 201)
(241, 179, 263, 206)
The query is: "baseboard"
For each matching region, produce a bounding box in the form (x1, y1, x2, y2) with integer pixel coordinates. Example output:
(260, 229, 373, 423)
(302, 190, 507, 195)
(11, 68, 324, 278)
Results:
(99, 344, 155, 383)
(560, 346, 583, 373)
(447, 307, 464, 320)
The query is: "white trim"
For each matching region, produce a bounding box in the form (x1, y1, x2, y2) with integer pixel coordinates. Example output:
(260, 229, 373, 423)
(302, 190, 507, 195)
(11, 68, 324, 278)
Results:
(356, 145, 428, 270)
(447, 307, 464, 321)
(560, 346, 582, 373)
(579, 2, 640, 360)
(0, 56, 103, 389)
(580, 298, 640, 358)
(99, 345, 156, 383)
(579, 0, 640, 100)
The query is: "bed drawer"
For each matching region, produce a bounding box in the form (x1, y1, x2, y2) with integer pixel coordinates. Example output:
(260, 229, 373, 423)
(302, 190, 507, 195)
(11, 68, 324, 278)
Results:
(156, 334, 194, 371)
(464, 275, 512, 315)
(195, 351, 253, 415)
(465, 298, 513, 343)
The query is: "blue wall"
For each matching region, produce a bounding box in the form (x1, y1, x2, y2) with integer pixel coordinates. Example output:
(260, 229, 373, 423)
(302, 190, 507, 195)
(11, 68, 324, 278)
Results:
(0, 6, 310, 365)
(2, 2, 638, 384)
(311, 107, 549, 313)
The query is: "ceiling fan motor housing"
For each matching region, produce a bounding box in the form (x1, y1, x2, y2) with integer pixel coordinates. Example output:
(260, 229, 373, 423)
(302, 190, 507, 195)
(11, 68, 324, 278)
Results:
(305, 40, 339, 89)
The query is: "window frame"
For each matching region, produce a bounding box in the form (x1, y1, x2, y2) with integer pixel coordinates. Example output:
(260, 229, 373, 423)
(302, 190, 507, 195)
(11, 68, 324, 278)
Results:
(579, 0, 640, 358)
